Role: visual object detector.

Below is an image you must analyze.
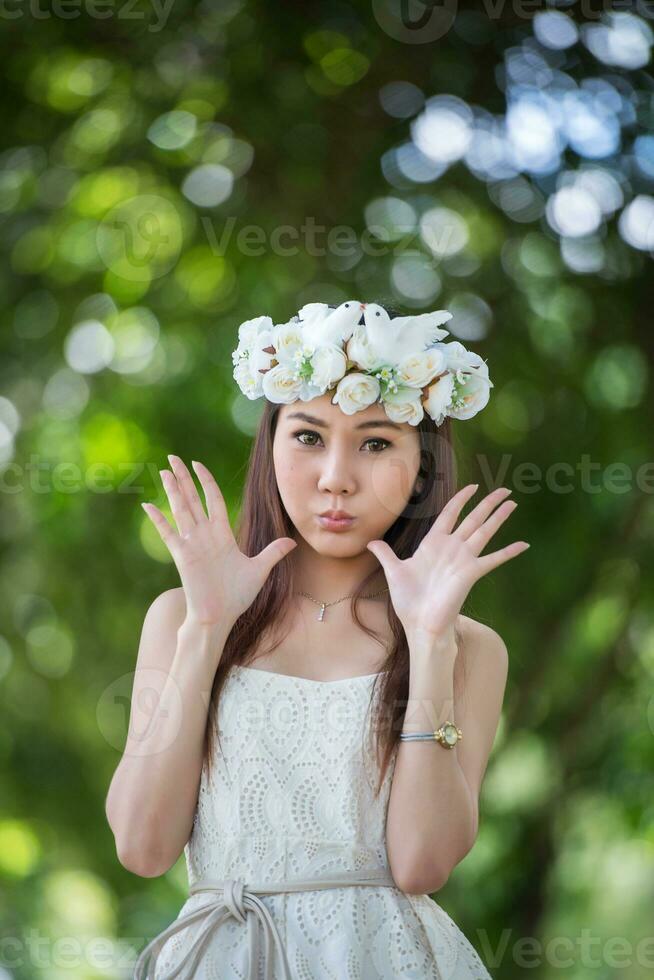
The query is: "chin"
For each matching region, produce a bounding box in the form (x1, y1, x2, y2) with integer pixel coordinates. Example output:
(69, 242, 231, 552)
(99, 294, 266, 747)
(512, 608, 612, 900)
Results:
(305, 528, 363, 554)
(312, 536, 361, 555)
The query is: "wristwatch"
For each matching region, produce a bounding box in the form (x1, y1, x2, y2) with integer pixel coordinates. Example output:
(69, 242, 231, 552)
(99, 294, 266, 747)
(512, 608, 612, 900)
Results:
(435, 721, 463, 748)
(399, 720, 463, 748)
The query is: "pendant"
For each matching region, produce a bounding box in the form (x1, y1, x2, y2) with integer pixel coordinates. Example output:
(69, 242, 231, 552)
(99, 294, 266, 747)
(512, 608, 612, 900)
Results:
(318, 603, 326, 622)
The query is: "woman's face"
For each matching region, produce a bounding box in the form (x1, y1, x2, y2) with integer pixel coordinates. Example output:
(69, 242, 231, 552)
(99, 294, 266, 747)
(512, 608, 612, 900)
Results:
(272, 393, 422, 555)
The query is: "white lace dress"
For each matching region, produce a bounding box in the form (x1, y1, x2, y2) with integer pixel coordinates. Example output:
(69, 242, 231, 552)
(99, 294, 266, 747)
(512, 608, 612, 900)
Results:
(146, 664, 492, 980)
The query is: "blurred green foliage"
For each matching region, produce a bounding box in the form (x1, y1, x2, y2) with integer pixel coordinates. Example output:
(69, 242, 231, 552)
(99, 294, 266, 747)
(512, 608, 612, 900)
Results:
(1, 2, 653, 978)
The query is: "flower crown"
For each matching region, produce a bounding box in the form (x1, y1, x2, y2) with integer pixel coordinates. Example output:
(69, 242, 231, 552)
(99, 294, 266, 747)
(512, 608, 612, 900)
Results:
(231, 300, 493, 427)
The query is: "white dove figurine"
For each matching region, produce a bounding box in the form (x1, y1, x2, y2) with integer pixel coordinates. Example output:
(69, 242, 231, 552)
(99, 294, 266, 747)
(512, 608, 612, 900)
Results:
(362, 303, 453, 363)
(296, 300, 363, 348)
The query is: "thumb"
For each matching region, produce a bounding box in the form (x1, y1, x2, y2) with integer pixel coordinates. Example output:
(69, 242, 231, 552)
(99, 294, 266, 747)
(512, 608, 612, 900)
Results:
(366, 539, 396, 571)
(255, 537, 297, 578)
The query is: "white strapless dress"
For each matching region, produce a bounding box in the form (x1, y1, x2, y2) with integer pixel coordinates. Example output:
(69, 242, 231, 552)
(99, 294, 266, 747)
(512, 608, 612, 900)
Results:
(139, 664, 492, 980)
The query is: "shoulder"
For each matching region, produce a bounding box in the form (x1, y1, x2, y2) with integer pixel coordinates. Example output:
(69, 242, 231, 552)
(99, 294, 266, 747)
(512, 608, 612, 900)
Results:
(133, 588, 188, 672)
(457, 613, 507, 652)
(143, 587, 188, 632)
(455, 614, 508, 680)
(147, 585, 187, 615)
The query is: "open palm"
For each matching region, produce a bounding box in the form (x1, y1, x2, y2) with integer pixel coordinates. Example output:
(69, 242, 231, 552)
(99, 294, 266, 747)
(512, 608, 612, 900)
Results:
(366, 484, 528, 641)
(142, 455, 297, 627)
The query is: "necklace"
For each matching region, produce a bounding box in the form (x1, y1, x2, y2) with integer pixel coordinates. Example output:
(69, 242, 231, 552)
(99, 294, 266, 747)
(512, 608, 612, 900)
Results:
(295, 587, 389, 621)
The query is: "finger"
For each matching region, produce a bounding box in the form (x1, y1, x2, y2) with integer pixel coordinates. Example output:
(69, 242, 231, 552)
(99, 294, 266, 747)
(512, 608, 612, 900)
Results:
(191, 460, 231, 527)
(366, 540, 399, 572)
(141, 502, 181, 552)
(168, 454, 207, 524)
(254, 537, 297, 579)
(160, 468, 195, 537)
(435, 484, 480, 535)
(455, 486, 513, 540)
(475, 540, 529, 577)
(467, 499, 518, 556)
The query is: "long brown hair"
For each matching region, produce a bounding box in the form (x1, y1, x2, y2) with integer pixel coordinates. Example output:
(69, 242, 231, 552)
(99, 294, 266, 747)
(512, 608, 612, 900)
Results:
(203, 304, 469, 796)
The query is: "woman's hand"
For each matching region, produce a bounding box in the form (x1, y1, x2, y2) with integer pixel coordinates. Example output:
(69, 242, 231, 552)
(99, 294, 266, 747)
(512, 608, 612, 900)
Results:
(141, 454, 297, 627)
(366, 484, 528, 643)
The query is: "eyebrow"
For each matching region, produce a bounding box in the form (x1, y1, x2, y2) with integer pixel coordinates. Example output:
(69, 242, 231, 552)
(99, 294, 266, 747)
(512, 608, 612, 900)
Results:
(285, 410, 404, 432)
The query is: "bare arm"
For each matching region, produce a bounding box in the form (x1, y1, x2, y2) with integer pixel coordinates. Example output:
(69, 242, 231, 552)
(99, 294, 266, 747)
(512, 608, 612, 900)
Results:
(105, 454, 297, 878)
(105, 588, 233, 877)
(368, 483, 522, 896)
(385, 619, 508, 894)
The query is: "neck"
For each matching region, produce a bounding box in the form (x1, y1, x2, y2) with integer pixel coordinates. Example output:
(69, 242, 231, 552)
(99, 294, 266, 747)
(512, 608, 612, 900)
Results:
(290, 538, 386, 600)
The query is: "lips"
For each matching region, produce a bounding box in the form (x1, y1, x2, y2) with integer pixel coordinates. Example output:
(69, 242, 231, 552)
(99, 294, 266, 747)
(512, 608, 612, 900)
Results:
(317, 511, 356, 532)
(319, 510, 354, 520)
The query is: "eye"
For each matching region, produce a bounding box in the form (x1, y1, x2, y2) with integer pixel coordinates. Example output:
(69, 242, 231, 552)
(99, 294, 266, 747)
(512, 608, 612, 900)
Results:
(291, 429, 391, 453)
(363, 438, 391, 453)
(293, 429, 321, 447)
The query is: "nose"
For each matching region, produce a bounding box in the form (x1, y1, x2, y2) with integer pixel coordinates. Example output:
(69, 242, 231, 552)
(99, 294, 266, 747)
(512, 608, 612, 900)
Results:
(317, 444, 356, 497)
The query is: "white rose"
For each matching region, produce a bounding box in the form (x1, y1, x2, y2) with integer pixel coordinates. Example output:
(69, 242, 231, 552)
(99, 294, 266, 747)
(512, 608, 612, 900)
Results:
(332, 372, 381, 415)
(447, 373, 492, 420)
(423, 372, 456, 425)
(345, 327, 385, 372)
(395, 348, 447, 388)
(381, 386, 424, 426)
(237, 315, 273, 349)
(261, 363, 304, 404)
(272, 322, 306, 364)
(232, 355, 264, 400)
(310, 345, 348, 390)
(248, 327, 277, 375)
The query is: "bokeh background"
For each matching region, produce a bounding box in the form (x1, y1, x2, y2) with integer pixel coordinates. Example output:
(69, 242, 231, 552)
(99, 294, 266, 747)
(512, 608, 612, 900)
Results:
(2, 2, 654, 978)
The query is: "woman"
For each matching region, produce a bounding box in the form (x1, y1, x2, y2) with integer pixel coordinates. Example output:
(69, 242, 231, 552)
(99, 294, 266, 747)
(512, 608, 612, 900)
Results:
(106, 300, 527, 979)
